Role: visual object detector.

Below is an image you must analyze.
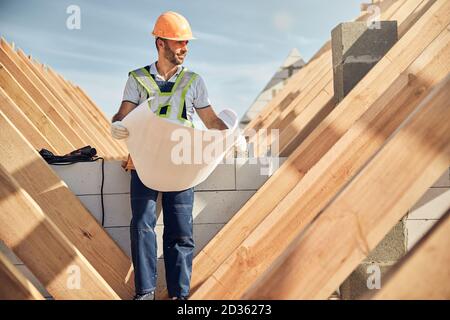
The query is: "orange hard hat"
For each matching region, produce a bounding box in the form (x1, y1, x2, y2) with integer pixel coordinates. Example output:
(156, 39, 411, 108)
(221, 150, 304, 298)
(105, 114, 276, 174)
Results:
(152, 11, 195, 41)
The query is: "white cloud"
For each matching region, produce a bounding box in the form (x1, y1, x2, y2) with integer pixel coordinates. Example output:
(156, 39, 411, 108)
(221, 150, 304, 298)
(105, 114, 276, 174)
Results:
(273, 11, 295, 32)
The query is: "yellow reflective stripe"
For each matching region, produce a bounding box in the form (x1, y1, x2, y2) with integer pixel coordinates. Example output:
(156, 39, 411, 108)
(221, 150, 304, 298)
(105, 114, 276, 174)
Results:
(178, 73, 198, 123)
(130, 70, 154, 96)
(171, 68, 187, 93)
(141, 67, 161, 92)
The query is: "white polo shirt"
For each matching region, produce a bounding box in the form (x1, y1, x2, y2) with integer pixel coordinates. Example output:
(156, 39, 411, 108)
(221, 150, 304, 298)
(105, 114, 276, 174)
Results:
(122, 62, 211, 123)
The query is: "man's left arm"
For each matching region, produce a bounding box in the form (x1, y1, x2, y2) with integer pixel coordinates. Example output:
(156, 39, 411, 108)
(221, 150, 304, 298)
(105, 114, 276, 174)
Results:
(196, 106, 228, 130)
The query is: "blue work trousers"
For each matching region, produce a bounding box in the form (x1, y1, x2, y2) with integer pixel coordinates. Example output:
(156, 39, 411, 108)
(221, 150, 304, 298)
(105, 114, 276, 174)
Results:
(129, 170, 195, 298)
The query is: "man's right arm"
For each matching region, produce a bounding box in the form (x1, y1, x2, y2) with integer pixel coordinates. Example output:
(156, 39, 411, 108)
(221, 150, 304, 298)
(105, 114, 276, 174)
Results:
(112, 101, 137, 122)
(111, 75, 140, 140)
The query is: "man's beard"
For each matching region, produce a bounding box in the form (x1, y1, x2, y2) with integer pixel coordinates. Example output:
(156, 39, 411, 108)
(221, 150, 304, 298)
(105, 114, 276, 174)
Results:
(164, 46, 185, 65)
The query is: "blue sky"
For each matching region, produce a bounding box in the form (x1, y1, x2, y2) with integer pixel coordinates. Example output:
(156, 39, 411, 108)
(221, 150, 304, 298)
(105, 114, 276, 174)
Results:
(0, 0, 361, 122)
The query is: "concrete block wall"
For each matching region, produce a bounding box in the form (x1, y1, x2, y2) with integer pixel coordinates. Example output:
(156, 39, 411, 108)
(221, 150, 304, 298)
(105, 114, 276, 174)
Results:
(340, 167, 450, 299)
(0, 158, 286, 299)
(331, 21, 398, 102)
(1, 158, 446, 299)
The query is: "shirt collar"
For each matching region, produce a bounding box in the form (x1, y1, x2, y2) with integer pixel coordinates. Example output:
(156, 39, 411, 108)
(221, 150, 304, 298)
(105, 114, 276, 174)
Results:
(149, 62, 183, 82)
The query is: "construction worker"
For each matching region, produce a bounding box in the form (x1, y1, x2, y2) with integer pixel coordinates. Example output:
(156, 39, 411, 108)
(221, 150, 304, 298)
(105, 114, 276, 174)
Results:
(111, 11, 235, 300)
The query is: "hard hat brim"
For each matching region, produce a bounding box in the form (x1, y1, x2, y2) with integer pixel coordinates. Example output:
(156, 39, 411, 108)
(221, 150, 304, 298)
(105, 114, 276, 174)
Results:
(152, 32, 196, 41)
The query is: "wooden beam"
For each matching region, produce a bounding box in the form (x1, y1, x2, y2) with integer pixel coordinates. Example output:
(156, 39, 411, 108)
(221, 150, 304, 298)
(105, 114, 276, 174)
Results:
(0, 44, 86, 149)
(371, 211, 450, 300)
(0, 251, 44, 300)
(0, 39, 98, 151)
(191, 19, 450, 300)
(189, 0, 450, 297)
(0, 109, 135, 299)
(11, 46, 112, 156)
(45, 66, 120, 159)
(27, 57, 113, 158)
(244, 0, 410, 133)
(246, 0, 414, 149)
(52, 70, 126, 158)
(71, 84, 127, 156)
(279, 0, 430, 157)
(242, 74, 450, 299)
(244, 53, 329, 133)
(0, 163, 120, 299)
(0, 87, 55, 152)
(0, 62, 74, 154)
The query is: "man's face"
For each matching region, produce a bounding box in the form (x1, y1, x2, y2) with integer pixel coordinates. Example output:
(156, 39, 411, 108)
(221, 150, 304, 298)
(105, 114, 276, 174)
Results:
(160, 39, 189, 65)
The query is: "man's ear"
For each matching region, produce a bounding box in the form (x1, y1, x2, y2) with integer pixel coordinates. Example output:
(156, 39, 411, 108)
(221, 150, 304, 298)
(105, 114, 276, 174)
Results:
(155, 38, 161, 51)
(157, 38, 166, 50)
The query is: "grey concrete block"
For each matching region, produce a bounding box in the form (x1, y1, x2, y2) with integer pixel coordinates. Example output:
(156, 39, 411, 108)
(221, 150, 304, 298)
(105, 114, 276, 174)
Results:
(105, 227, 132, 258)
(408, 188, 450, 220)
(160, 190, 255, 225)
(331, 21, 398, 67)
(195, 162, 236, 191)
(78, 193, 132, 227)
(51, 161, 130, 195)
(236, 159, 271, 190)
(340, 263, 393, 300)
(364, 221, 406, 262)
(333, 61, 378, 101)
(331, 21, 397, 102)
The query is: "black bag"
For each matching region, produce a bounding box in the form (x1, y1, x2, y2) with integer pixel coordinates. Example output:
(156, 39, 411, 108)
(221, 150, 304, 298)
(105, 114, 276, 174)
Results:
(39, 145, 98, 165)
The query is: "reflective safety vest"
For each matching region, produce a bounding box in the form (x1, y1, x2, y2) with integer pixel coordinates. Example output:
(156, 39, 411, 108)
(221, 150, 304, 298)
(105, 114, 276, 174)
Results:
(130, 67, 198, 128)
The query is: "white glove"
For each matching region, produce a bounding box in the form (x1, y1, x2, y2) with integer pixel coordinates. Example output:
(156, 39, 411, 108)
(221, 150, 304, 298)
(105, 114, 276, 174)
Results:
(111, 121, 129, 140)
(235, 135, 247, 153)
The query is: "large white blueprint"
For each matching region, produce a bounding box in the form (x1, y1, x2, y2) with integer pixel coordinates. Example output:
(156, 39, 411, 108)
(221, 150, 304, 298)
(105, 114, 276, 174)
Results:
(121, 99, 239, 191)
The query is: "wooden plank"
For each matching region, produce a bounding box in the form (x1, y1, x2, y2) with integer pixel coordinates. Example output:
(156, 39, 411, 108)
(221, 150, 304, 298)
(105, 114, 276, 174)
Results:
(71, 84, 128, 155)
(371, 211, 450, 300)
(192, 23, 450, 300)
(0, 251, 44, 300)
(280, 88, 334, 156)
(27, 57, 112, 158)
(244, 0, 411, 133)
(243, 74, 450, 299)
(74, 85, 112, 129)
(12, 47, 111, 155)
(189, 0, 450, 296)
(0, 62, 74, 154)
(251, 0, 423, 157)
(248, 55, 332, 156)
(0, 39, 99, 151)
(245, 53, 329, 133)
(0, 163, 120, 299)
(267, 55, 332, 131)
(0, 44, 86, 149)
(0, 109, 135, 299)
(277, 0, 442, 156)
(52, 71, 126, 158)
(278, 0, 438, 156)
(0, 87, 55, 152)
(397, 0, 437, 37)
(46, 67, 121, 159)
